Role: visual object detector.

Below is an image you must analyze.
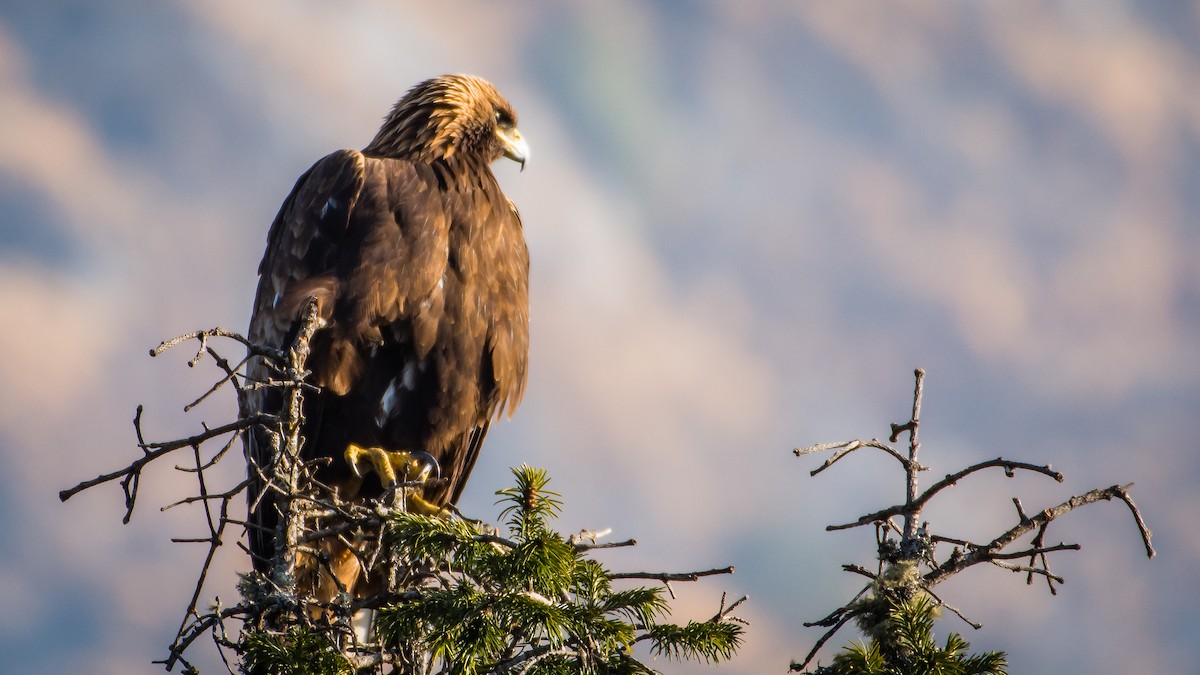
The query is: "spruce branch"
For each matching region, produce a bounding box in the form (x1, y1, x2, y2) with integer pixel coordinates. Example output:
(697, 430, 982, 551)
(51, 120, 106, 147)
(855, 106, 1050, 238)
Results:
(375, 466, 744, 673)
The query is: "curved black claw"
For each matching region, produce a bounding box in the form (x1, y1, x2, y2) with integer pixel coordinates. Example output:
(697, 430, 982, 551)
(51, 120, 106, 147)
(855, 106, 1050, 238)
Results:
(407, 450, 441, 482)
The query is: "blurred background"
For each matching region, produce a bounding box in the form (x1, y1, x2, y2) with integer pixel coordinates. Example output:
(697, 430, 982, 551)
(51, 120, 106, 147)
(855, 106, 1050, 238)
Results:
(1, 1, 1197, 673)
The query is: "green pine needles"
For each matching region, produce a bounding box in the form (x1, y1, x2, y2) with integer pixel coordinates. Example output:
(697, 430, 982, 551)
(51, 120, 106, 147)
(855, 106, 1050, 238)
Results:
(242, 627, 353, 675)
(240, 465, 743, 674)
(817, 594, 1006, 675)
(378, 466, 743, 673)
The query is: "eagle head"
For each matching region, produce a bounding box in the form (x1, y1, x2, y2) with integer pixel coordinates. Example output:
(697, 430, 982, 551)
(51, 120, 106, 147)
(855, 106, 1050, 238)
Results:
(365, 74, 528, 170)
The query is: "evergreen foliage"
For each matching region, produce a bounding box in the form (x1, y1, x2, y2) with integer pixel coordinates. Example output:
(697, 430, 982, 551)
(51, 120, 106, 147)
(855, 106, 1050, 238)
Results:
(238, 465, 743, 674)
(812, 594, 1006, 675)
(242, 627, 353, 675)
(376, 465, 743, 673)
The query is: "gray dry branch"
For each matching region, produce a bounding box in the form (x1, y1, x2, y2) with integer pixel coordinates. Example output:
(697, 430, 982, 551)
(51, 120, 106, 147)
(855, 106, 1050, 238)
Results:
(59, 300, 340, 674)
(60, 301, 746, 674)
(789, 368, 1155, 673)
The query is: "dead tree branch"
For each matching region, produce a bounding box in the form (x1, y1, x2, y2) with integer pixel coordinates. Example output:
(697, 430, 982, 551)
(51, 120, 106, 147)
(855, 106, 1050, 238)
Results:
(609, 565, 736, 583)
(922, 482, 1154, 587)
(58, 410, 275, 519)
(789, 368, 1155, 673)
(795, 439, 925, 475)
(59, 315, 322, 673)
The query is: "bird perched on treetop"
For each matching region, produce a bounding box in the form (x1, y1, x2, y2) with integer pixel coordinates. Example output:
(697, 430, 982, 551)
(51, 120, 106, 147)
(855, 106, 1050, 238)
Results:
(242, 74, 530, 601)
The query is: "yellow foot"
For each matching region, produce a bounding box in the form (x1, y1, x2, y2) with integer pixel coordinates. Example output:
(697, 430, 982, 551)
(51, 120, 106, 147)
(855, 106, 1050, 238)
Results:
(343, 444, 444, 515)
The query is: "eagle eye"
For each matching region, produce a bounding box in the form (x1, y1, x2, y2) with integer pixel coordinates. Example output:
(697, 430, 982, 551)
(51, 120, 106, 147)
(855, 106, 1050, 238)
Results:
(494, 110, 513, 128)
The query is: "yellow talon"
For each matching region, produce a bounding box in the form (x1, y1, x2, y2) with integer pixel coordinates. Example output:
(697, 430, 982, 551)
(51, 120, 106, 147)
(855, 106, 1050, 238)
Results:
(343, 444, 443, 515)
(344, 444, 435, 484)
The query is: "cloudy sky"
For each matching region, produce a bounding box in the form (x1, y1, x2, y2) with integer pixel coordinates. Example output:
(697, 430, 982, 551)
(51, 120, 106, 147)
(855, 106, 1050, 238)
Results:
(1, 2, 1198, 673)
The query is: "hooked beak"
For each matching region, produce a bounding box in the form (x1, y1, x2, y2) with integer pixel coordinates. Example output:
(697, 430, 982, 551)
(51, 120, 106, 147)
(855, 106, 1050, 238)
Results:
(497, 126, 529, 171)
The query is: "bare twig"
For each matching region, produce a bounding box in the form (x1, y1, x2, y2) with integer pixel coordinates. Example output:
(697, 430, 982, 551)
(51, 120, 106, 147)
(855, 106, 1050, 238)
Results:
(900, 368, 925, 540)
(827, 457, 1066, 532)
(794, 439, 924, 474)
(803, 584, 871, 630)
(709, 591, 750, 624)
(609, 566, 735, 583)
(1113, 484, 1156, 558)
(842, 564, 876, 581)
(791, 612, 856, 672)
(574, 538, 637, 551)
(183, 351, 252, 412)
(922, 482, 1152, 586)
(58, 408, 275, 522)
(924, 587, 981, 630)
(918, 458, 1064, 505)
(151, 326, 283, 363)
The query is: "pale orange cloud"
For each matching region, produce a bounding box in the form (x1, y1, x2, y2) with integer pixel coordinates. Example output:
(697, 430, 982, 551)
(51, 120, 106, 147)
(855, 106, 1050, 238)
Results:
(2, 4, 1195, 675)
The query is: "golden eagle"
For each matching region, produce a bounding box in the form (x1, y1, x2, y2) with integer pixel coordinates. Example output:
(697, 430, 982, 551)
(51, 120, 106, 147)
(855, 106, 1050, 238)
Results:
(243, 74, 529, 599)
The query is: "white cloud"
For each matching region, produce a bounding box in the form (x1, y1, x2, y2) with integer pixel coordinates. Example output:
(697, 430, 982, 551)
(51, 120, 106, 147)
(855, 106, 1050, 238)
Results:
(3, 5, 1197, 675)
(0, 29, 141, 251)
